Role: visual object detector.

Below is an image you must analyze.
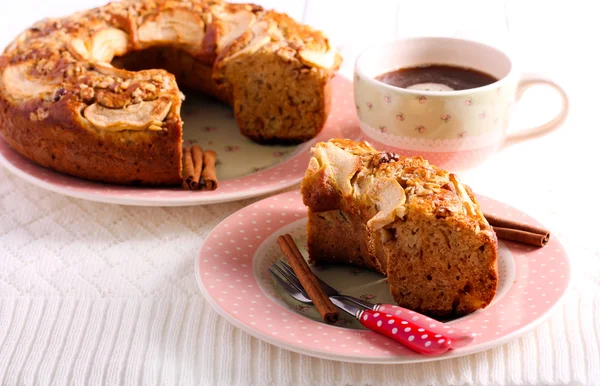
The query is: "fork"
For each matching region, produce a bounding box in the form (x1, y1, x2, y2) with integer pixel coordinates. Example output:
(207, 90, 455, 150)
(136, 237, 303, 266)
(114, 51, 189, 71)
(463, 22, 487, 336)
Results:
(278, 261, 472, 347)
(269, 261, 474, 356)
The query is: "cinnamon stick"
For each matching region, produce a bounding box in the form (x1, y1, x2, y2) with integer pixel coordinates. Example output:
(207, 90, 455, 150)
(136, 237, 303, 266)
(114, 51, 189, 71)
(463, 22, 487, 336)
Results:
(492, 227, 549, 247)
(484, 212, 550, 247)
(189, 145, 203, 190)
(484, 213, 549, 236)
(200, 150, 218, 191)
(181, 146, 194, 190)
(277, 234, 340, 324)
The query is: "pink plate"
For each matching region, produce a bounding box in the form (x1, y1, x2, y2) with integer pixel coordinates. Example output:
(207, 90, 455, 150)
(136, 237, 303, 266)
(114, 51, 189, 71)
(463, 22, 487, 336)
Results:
(0, 77, 358, 206)
(195, 190, 571, 364)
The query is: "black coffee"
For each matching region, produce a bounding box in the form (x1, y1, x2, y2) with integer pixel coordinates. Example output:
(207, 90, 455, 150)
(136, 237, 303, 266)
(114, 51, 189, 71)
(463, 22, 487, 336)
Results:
(375, 64, 498, 91)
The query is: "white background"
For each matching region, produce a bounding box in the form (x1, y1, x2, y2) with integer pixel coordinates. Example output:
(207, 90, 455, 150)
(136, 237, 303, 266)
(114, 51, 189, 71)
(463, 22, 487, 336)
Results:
(0, 1, 599, 385)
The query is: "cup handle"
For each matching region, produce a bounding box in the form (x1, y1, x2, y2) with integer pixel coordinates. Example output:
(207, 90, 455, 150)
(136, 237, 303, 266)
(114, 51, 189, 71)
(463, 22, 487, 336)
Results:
(505, 72, 569, 144)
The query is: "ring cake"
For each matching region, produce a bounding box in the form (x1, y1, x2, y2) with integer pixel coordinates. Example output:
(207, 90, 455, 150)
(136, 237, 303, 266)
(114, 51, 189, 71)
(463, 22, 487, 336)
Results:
(0, 0, 341, 185)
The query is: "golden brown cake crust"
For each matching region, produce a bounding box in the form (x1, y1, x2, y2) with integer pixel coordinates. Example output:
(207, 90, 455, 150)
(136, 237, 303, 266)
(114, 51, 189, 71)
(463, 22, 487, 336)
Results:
(301, 139, 498, 318)
(0, 0, 341, 185)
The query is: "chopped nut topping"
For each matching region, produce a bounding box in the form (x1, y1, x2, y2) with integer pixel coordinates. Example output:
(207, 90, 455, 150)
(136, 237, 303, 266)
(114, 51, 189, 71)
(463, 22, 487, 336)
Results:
(373, 151, 400, 166)
(276, 46, 296, 62)
(143, 83, 156, 92)
(1, 0, 340, 134)
(435, 207, 452, 219)
(415, 185, 433, 196)
(37, 108, 49, 120)
(306, 139, 486, 229)
(30, 107, 49, 121)
(79, 85, 95, 103)
(441, 182, 456, 194)
(53, 87, 67, 101)
(131, 87, 143, 98)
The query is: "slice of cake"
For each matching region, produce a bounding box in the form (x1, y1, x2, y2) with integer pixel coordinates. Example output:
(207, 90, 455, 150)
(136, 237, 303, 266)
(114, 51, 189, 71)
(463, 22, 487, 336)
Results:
(301, 139, 498, 318)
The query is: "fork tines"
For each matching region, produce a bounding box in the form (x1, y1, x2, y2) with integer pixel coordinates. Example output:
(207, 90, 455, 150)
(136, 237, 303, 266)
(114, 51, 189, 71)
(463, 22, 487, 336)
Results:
(268, 262, 311, 303)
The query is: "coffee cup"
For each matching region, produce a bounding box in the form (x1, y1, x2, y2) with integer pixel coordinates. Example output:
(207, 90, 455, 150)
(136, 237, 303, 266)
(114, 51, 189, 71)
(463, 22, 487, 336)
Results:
(354, 37, 568, 169)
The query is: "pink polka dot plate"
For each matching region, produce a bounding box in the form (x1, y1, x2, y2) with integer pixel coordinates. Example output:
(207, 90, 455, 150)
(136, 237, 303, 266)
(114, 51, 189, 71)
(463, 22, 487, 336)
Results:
(196, 190, 571, 364)
(0, 77, 358, 206)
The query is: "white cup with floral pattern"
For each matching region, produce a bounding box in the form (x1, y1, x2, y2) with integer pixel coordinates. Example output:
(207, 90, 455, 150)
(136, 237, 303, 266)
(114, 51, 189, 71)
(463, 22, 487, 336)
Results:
(354, 37, 568, 170)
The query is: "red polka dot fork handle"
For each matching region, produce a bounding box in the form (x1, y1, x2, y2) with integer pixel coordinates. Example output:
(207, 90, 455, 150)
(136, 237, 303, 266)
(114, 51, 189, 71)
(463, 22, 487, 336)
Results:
(360, 305, 475, 356)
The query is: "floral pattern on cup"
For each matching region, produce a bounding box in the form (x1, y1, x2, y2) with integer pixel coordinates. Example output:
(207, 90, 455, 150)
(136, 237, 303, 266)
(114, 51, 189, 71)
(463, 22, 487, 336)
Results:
(225, 145, 240, 152)
(353, 37, 569, 171)
(353, 52, 522, 168)
(205, 126, 217, 132)
(354, 78, 514, 143)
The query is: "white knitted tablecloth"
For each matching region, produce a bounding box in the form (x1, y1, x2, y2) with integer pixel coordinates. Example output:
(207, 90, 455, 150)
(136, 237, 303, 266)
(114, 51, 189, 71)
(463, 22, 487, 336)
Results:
(1, 1, 600, 385)
(1, 118, 599, 385)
